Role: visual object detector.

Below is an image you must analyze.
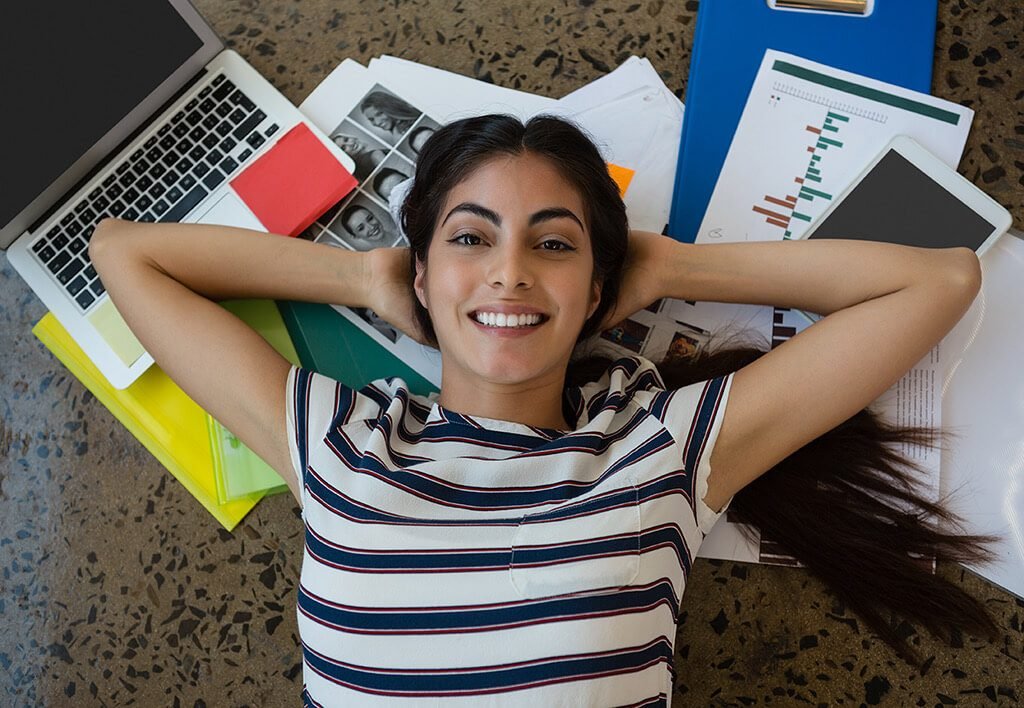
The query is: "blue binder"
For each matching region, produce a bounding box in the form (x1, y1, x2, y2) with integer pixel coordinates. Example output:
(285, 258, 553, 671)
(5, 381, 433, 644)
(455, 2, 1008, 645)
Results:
(668, 0, 939, 243)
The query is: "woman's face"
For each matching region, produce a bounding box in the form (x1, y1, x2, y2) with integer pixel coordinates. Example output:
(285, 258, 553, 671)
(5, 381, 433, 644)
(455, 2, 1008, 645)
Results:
(333, 133, 365, 155)
(344, 207, 385, 242)
(414, 152, 600, 389)
(363, 104, 396, 132)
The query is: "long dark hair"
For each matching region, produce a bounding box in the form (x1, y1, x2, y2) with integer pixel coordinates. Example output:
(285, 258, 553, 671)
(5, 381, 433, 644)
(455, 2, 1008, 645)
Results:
(399, 114, 1000, 667)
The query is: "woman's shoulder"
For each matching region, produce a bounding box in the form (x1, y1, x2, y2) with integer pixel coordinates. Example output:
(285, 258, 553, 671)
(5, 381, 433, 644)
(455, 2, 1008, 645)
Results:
(291, 366, 435, 431)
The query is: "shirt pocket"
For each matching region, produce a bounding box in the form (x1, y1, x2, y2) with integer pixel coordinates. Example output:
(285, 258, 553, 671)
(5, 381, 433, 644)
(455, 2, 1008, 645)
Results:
(509, 478, 641, 600)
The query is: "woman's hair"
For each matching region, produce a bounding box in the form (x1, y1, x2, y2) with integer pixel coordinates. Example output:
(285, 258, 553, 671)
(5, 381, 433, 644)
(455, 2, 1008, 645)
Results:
(362, 91, 420, 124)
(373, 167, 410, 200)
(399, 114, 1000, 667)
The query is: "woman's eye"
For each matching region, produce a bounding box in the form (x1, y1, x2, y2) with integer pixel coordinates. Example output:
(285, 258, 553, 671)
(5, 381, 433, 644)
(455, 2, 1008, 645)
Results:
(449, 232, 482, 246)
(541, 239, 575, 252)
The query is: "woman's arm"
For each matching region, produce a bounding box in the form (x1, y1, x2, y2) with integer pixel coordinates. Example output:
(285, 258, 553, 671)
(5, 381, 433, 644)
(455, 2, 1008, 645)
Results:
(638, 234, 981, 511)
(88, 219, 376, 503)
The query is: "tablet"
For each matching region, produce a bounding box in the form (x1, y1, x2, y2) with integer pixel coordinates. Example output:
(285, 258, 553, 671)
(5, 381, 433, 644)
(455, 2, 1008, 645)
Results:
(798, 135, 1011, 257)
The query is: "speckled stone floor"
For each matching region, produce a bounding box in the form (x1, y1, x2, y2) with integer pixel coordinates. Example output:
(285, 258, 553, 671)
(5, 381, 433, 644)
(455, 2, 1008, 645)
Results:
(2, 1, 1022, 706)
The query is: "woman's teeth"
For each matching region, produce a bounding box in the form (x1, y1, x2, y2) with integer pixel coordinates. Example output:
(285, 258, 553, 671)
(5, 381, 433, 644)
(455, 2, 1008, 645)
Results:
(474, 312, 542, 328)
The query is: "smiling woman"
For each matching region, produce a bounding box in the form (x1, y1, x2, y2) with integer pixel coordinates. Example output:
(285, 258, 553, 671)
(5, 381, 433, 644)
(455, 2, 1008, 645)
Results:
(88, 114, 998, 707)
(410, 151, 601, 427)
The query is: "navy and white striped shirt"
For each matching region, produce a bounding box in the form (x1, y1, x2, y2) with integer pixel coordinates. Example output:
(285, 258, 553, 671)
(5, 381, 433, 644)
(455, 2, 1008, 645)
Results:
(286, 355, 733, 707)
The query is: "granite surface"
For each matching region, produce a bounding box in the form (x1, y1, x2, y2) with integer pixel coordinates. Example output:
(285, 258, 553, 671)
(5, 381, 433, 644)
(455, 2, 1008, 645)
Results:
(2, 0, 1022, 705)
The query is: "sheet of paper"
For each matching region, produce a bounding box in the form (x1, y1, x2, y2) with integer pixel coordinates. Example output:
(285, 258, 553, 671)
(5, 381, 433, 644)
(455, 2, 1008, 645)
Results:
(940, 230, 1024, 600)
(368, 55, 556, 121)
(549, 57, 684, 233)
(683, 49, 976, 410)
(299, 63, 446, 387)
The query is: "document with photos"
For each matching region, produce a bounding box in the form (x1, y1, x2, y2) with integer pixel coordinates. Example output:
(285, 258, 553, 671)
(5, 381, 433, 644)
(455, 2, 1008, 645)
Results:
(300, 59, 445, 386)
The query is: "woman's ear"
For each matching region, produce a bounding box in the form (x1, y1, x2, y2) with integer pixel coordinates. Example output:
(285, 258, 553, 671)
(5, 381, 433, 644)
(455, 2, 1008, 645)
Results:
(413, 257, 428, 309)
(587, 280, 602, 320)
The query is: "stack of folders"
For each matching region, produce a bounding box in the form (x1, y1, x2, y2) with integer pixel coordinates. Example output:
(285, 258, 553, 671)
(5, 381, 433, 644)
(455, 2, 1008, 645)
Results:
(33, 299, 297, 531)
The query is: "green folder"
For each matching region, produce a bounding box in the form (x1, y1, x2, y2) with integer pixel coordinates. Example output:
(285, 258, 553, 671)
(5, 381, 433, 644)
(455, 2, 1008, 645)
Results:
(275, 301, 438, 397)
(210, 299, 301, 503)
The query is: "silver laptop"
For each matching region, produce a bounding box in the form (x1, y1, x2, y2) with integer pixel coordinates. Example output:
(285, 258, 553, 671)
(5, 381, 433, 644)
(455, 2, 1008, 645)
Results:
(1, 1, 354, 389)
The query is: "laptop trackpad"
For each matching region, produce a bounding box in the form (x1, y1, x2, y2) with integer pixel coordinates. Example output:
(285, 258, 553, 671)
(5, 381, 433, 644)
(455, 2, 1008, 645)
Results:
(192, 190, 266, 230)
(87, 298, 146, 366)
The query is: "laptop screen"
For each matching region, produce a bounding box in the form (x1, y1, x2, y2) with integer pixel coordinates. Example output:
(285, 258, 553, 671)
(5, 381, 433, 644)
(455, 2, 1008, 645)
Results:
(1, 2, 209, 229)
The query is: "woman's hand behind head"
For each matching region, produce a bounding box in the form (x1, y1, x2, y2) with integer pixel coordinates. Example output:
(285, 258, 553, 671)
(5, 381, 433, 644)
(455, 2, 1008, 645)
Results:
(366, 247, 430, 345)
(596, 230, 674, 332)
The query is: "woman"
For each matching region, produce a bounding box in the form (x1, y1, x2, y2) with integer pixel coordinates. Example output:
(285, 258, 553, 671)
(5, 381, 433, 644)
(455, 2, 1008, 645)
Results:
(90, 115, 997, 705)
(337, 202, 393, 248)
(330, 129, 387, 180)
(359, 90, 420, 143)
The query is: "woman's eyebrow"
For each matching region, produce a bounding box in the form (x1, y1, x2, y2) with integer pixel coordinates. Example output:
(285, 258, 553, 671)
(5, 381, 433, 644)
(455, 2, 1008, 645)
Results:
(529, 207, 584, 231)
(441, 202, 501, 227)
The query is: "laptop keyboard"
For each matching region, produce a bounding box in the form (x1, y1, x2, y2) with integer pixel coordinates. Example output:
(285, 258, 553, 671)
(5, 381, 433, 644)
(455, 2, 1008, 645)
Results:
(29, 73, 280, 312)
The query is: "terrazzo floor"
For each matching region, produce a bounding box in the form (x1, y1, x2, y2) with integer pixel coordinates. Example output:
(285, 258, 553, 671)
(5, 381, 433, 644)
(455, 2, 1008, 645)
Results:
(2, 0, 1023, 705)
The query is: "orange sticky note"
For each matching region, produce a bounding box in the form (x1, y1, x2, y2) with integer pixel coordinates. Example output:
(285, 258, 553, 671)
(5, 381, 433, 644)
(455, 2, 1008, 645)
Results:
(607, 163, 635, 197)
(230, 123, 358, 236)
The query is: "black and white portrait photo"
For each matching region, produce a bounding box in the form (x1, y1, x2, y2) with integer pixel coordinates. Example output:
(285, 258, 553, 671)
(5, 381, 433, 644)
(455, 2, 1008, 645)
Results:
(325, 193, 400, 250)
(366, 152, 414, 206)
(396, 116, 440, 160)
(329, 119, 389, 181)
(348, 86, 421, 146)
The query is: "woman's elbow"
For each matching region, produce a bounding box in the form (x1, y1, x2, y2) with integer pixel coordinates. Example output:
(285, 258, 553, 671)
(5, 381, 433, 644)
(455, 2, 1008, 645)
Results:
(947, 247, 982, 299)
(931, 247, 982, 316)
(88, 218, 131, 272)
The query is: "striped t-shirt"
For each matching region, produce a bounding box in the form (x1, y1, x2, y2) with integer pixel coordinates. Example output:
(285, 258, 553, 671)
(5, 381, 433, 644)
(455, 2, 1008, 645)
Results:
(285, 355, 733, 707)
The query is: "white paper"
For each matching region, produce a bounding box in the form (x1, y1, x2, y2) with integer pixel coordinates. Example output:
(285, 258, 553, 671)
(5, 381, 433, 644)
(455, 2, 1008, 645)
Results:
(685, 49, 976, 413)
(940, 230, 1024, 600)
(298, 63, 444, 387)
(367, 55, 556, 121)
(549, 57, 684, 233)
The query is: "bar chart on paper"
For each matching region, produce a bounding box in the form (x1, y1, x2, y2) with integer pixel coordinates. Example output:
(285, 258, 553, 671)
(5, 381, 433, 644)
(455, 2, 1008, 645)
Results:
(696, 52, 972, 247)
(752, 110, 851, 238)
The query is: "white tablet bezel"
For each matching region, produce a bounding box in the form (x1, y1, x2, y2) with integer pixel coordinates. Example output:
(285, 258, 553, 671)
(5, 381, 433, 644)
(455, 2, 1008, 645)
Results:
(796, 135, 1012, 257)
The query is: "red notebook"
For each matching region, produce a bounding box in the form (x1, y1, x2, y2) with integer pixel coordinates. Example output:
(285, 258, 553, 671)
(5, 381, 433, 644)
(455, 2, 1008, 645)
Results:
(231, 122, 357, 236)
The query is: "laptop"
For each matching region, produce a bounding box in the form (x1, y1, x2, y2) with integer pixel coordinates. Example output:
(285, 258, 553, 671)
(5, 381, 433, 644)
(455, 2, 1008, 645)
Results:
(1, 1, 355, 389)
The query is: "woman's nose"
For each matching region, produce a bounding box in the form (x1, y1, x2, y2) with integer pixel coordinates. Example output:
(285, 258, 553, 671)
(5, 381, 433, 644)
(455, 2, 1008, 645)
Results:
(487, 246, 533, 290)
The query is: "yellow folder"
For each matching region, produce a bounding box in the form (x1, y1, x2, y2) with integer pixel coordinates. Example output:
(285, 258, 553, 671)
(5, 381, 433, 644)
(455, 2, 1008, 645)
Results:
(32, 300, 298, 531)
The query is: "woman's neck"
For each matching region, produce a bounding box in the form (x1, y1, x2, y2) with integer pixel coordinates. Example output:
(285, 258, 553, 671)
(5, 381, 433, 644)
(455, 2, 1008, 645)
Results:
(438, 375, 569, 430)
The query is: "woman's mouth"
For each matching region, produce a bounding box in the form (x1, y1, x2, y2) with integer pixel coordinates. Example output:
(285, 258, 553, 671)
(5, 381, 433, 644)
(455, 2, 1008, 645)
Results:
(470, 311, 548, 329)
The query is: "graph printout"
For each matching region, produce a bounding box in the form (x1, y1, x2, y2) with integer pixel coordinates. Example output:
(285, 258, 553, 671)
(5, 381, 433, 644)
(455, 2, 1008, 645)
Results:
(697, 50, 972, 246)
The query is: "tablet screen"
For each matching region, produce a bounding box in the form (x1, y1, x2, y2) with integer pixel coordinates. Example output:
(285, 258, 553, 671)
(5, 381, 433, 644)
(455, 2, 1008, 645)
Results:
(807, 150, 995, 250)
